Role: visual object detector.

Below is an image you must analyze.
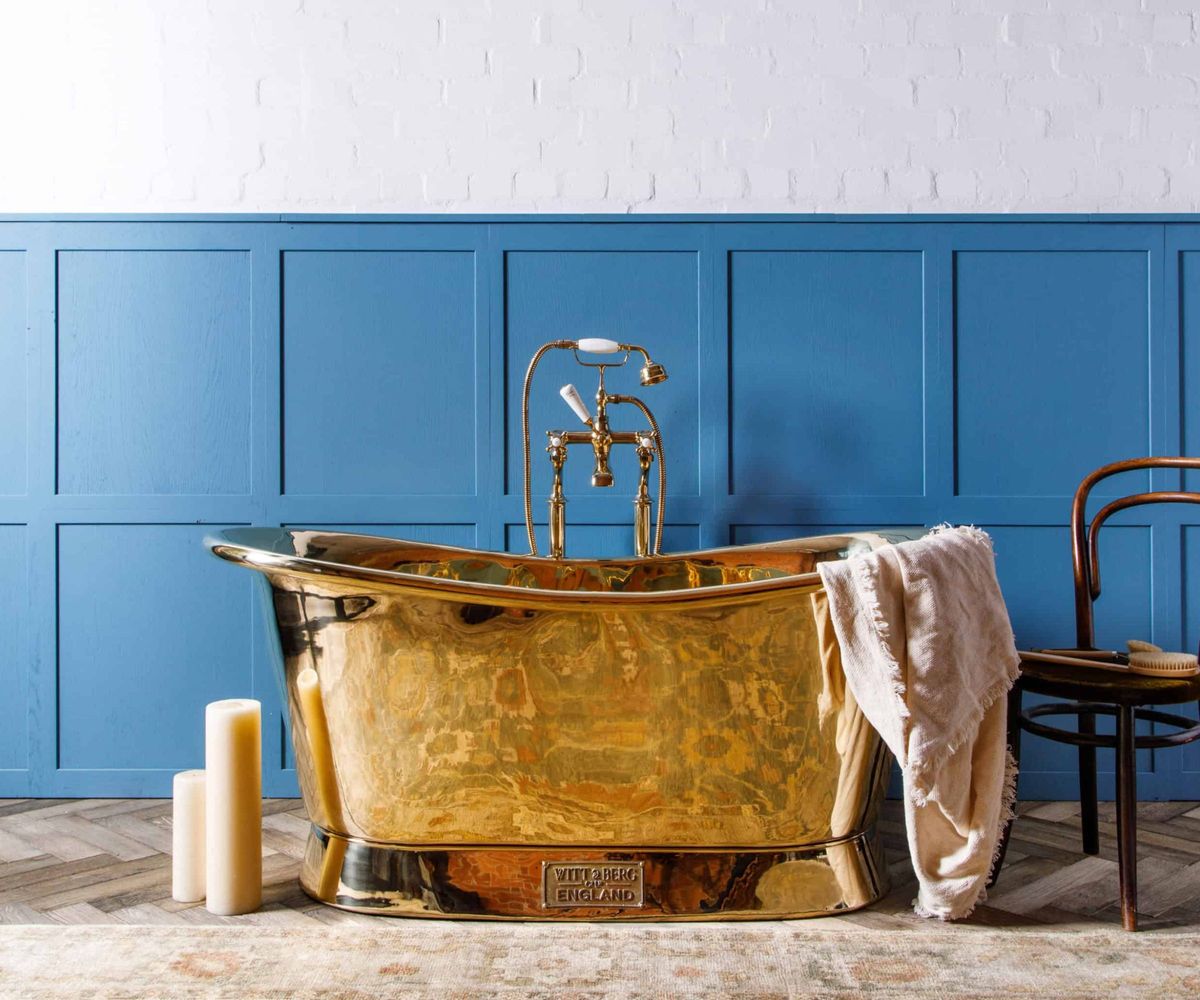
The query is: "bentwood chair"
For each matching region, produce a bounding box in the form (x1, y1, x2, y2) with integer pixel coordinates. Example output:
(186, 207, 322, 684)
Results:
(996, 457, 1200, 931)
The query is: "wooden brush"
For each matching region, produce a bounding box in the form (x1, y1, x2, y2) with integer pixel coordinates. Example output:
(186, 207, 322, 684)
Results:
(1018, 642, 1199, 678)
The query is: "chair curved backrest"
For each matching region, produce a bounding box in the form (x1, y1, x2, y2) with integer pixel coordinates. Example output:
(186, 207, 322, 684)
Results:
(1072, 456, 1200, 649)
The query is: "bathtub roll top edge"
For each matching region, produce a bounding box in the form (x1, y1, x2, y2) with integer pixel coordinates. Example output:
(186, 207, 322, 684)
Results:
(204, 526, 920, 610)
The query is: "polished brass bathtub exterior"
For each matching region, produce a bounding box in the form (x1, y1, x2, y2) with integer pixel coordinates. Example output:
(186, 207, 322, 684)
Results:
(207, 529, 901, 920)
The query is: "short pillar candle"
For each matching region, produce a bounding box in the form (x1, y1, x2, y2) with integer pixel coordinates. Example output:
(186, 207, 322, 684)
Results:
(205, 698, 262, 915)
(171, 769, 206, 903)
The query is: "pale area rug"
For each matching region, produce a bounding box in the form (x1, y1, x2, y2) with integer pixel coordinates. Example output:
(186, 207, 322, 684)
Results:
(0, 923, 1198, 999)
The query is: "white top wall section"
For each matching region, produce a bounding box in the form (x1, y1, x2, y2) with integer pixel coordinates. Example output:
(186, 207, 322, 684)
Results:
(1, 0, 1197, 213)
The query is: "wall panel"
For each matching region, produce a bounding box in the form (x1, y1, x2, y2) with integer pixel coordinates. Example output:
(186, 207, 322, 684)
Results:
(56, 523, 253, 773)
(503, 247, 701, 498)
(729, 250, 925, 497)
(0, 215, 1194, 798)
(282, 250, 478, 496)
(0, 525, 28, 771)
(56, 250, 253, 496)
(954, 249, 1152, 498)
(0, 252, 27, 496)
(1182, 249, 1200, 491)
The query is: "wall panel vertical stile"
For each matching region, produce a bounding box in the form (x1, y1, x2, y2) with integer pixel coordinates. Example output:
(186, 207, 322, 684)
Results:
(0, 215, 1188, 798)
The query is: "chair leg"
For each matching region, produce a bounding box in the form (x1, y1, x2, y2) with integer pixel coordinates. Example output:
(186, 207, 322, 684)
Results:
(987, 683, 1023, 888)
(1078, 709, 1100, 855)
(1115, 704, 1138, 931)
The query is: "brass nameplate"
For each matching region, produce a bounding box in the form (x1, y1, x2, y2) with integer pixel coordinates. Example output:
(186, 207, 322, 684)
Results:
(541, 861, 644, 909)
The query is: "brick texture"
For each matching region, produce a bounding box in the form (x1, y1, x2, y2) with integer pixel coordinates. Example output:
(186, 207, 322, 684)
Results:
(0, 0, 1197, 212)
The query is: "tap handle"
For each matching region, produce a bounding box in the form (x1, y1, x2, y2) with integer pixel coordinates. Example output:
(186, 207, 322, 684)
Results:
(576, 338, 621, 354)
(559, 384, 593, 424)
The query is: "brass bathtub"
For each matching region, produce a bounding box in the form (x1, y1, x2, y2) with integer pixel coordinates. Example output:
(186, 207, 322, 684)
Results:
(206, 528, 901, 920)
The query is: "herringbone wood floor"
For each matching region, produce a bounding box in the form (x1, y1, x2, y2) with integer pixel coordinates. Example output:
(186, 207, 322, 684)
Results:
(0, 799, 1198, 929)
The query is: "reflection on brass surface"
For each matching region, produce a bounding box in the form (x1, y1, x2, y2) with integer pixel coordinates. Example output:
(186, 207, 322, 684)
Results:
(542, 861, 644, 909)
(295, 668, 343, 831)
(300, 826, 887, 920)
(207, 528, 913, 919)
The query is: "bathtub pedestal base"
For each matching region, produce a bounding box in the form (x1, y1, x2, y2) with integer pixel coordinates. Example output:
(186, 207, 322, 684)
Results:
(300, 826, 889, 920)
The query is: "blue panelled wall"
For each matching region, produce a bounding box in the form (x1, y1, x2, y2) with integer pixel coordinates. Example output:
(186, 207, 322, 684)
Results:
(2, 214, 1199, 800)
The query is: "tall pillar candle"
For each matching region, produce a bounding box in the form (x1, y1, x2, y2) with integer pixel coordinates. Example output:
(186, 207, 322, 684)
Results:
(205, 699, 262, 915)
(171, 769, 206, 903)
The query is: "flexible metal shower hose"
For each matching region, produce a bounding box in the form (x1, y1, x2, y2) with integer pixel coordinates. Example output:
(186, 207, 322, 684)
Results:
(522, 340, 574, 556)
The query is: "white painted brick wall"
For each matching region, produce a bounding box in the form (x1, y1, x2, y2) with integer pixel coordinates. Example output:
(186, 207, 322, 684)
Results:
(0, 0, 1197, 213)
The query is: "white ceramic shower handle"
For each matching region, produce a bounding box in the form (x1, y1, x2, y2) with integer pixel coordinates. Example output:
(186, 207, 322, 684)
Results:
(559, 384, 592, 424)
(576, 338, 621, 354)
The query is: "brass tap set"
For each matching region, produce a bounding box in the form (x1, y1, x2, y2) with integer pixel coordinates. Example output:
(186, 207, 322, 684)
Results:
(521, 339, 669, 559)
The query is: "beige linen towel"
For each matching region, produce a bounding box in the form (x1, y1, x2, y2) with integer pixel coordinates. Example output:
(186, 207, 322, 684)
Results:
(816, 525, 1021, 920)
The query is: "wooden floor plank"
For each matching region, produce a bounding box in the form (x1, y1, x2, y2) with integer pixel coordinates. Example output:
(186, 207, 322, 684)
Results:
(173, 905, 243, 926)
(301, 905, 390, 928)
(49, 814, 159, 862)
(0, 800, 66, 819)
(110, 902, 193, 926)
(95, 812, 174, 856)
(2, 855, 170, 907)
(0, 855, 58, 882)
(987, 855, 1116, 916)
(261, 799, 304, 818)
(1096, 820, 1200, 861)
(48, 901, 126, 924)
(239, 905, 321, 927)
(1139, 801, 1197, 822)
(261, 828, 307, 861)
(1060, 857, 1168, 917)
(76, 799, 172, 821)
(0, 852, 127, 895)
(1138, 858, 1200, 916)
(6, 800, 110, 820)
(1023, 801, 1079, 822)
(0, 902, 57, 924)
(2, 817, 106, 862)
(263, 811, 312, 841)
(0, 826, 44, 863)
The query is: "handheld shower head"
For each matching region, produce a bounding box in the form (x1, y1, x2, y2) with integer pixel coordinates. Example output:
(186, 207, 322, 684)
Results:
(639, 361, 668, 386)
(619, 344, 668, 386)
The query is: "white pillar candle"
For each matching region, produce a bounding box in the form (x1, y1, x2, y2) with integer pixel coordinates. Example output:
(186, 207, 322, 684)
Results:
(205, 698, 262, 915)
(171, 770, 206, 903)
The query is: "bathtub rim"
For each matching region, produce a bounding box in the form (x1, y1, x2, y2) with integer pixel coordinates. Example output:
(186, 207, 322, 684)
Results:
(204, 527, 898, 610)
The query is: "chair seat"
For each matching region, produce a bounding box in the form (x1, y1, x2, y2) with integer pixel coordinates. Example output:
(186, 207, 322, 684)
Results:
(1018, 656, 1200, 707)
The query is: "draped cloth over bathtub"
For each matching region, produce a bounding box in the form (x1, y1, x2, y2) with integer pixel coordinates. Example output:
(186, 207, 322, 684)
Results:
(817, 525, 1021, 920)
